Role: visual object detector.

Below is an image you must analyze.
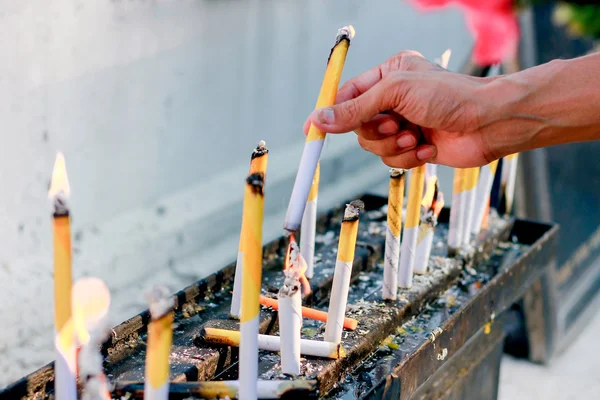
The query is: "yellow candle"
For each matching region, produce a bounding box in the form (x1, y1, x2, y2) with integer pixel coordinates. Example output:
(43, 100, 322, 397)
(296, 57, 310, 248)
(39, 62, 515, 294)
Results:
(284, 26, 355, 232)
(239, 172, 266, 400)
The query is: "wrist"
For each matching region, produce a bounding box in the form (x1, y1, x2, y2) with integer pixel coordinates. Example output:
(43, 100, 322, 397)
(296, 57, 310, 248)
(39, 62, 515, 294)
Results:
(474, 72, 539, 161)
(475, 55, 600, 159)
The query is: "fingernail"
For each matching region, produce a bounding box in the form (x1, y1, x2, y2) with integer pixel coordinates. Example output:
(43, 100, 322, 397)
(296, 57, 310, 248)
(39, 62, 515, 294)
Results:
(316, 108, 335, 124)
(378, 120, 398, 135)
(396, 134, 416, 149)
(416, 146, 437, 161)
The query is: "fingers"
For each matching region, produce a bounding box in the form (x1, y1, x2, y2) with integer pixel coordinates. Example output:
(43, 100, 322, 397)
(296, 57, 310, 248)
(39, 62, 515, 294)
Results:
(381, 145, 437, 169)
(303, 113, 399, 139)
(335, 50, 428, 104)
(303, 118, 311, 136)
(335, 64, 385, 103)
(304, 50, 432, 136)
(354, 114, 398, 140)
(309, 79, 394, 133)
(357, 129, 419, 158)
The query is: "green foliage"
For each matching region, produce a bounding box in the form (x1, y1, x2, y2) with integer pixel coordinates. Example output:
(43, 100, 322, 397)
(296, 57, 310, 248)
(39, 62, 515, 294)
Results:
(554, 2, 600, 40)
(515, 0, 600, 40)
(568, 4, 600, 39)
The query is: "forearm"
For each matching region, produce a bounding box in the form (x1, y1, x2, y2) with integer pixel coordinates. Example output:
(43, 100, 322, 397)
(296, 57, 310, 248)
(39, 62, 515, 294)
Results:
(477, 52, 600, 159)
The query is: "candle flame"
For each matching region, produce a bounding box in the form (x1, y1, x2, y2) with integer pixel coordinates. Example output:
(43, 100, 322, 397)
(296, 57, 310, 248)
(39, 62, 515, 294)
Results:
(421, 176, 438, 209)
(433, 192, 445, 218)
(422, 176, 445, 218)
(440, 49, 452, 69)
(72, 277, 111, 346)
(283, 234, 295, 271)
(48, 152, 71, 199)
(284, 234, 312, 297)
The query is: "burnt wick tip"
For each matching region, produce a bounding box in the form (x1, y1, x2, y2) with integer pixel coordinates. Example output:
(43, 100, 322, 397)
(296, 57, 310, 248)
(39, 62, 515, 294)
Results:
(390, 168, 406, 178)
(336, 25, 355, 43)
(343, 199, 364, 221)
(251, 140, 269, 159)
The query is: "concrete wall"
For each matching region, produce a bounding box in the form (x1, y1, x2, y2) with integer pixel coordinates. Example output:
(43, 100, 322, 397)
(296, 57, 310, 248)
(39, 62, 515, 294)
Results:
(0, 0, 471, 387)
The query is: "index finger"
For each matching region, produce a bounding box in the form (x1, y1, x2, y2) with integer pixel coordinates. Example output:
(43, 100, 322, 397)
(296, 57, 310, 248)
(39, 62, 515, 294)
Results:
(303, 65, 382, 136)
(335, 64, 385, 104)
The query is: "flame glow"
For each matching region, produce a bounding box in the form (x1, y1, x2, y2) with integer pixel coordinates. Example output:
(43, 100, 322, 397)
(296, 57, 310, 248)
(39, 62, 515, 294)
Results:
(284, 235, 312, 297)
(440, 49, 452, 69)
(48, 152, 71, 199)
(72, 277, 111, 346)
(421, 176, 445, 218)
(433, 192, 445, 218)
(421, 176, 438, 209)
(283, 234, 295, 271)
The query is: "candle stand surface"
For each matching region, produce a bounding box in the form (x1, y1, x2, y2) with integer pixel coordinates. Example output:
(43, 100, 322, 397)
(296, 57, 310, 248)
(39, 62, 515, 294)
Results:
(0, 194, 558, 400)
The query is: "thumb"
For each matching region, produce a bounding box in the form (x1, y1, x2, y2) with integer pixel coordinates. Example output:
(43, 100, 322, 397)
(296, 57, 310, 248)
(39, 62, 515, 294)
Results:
(309, 80, 391, 133)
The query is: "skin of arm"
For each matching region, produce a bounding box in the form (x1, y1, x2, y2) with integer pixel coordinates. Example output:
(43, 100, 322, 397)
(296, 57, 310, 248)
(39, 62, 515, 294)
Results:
(305, 51, 600, 169)
(477, 52, 600, 161)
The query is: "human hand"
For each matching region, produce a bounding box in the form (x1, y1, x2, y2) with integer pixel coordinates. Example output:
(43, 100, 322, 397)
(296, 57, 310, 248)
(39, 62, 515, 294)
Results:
(303, 51, 498, 169)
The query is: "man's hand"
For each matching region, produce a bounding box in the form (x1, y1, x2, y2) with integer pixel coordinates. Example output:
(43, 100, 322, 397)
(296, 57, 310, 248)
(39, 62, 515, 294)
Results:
(303, 51, 496, 169)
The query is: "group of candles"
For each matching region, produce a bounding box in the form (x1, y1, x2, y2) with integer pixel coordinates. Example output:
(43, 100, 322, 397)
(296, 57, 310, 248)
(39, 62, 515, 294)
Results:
(46, 25, 518, 400)
(49, 153, 178, 400)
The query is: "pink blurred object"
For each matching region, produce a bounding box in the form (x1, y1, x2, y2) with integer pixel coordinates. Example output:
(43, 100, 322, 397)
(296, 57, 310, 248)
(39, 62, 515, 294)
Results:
(409, 0, 519, 65)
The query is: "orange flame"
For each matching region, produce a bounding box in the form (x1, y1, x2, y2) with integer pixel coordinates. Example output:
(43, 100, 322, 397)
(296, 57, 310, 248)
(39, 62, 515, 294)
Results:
(433, 192, 445, 218)
(422, 176, 445, 218)
(440, 49, 452, 69)
(48, 152, 71, 199)
(283, 234, 294, 271)
(421, 176, 438, 209)
(284, 234, 312, 297)
(72, 277, 111, 346)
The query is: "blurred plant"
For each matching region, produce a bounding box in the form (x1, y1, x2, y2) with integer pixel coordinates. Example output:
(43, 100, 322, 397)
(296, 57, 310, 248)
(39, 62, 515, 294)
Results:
(410, 0, 520, 66)
(552, 2, 600, 41)
(409, 0, 600, 65)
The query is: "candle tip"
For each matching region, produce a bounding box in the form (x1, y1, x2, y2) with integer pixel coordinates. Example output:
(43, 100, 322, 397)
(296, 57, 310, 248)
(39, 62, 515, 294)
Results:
(48, 152, 71, 200)
(343, 200, 364, 221)
(390, 168, 406, 178)
(336, 25, 355, 42)
(252, 140, 269, 159)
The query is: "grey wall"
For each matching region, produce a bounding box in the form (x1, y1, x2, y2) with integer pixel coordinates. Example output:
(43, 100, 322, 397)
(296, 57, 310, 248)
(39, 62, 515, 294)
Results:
(0, 0, 472, 387)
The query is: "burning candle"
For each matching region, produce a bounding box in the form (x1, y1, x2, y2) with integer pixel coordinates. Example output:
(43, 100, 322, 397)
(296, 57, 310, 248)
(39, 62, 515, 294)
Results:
(48, 152, 77, 400)
(278, 236, 303, 375)
(383, 168, 406, 300)
(259, 295, 358, 330)
(471, 160, 499, 236)
(284, 25, 355, 232)
(414, 177, 445, 274)
(436, 48, 452, 70)
(300, 162, 320, 279)
(230, 141, 269, 320)
(462, 167, 480, 246)
(201, 328, 345, 360)
(501, 153, 519, 215)
(324, 200, 363, 344)
(239, 171, 266, 400)
(72, 277, 112, 400)
(448, 168, 467, 256)
(398, 165, 426, 288)
(144, 286, 174, 400)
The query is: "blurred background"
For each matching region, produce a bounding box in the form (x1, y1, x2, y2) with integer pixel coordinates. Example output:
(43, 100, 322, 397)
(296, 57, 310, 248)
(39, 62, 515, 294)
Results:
(0, 0, 598, 398)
